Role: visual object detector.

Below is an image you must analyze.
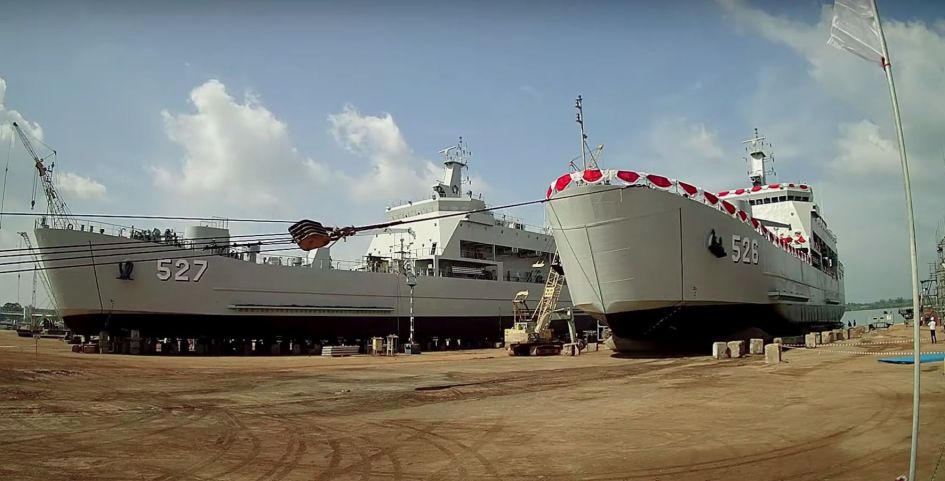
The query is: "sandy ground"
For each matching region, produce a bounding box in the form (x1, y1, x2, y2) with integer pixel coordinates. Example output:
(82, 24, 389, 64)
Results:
(1, 326, 944, 481)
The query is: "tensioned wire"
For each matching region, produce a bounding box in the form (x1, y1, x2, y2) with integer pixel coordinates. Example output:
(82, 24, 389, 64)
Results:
(2, 183, 639, 275)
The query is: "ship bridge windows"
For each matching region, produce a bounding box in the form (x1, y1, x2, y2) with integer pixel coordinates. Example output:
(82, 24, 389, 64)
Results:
(748, 193, 811, 206)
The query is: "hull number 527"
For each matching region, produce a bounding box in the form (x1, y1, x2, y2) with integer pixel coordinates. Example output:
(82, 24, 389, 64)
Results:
(157, 259, 208, 282)
(731, 235, 759, 264)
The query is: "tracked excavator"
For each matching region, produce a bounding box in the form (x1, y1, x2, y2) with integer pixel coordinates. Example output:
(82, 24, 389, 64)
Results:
(504, 253, 585, 356)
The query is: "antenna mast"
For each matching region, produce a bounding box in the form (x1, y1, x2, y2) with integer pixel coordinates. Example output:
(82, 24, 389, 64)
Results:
(575, 96, 588, 170)
(743, 128, 775, 187)
(574, 96, 600, 170)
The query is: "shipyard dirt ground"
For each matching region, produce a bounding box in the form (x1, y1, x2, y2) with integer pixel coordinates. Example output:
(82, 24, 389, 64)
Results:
(2, 328, 945, 481)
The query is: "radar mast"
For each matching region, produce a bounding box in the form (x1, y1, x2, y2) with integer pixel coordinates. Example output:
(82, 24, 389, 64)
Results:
(743, 128, 776, 187)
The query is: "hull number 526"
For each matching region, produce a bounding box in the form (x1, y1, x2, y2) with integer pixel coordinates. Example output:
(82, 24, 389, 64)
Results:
(731, 235, 759, 265)
(157, 259, 208, 282)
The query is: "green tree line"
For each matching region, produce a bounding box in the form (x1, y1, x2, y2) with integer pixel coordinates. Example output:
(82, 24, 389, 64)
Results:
(845, 297, 911, 311)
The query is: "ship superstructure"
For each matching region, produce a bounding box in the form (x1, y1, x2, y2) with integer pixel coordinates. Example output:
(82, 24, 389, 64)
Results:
(32, 139, 589, 347)
(544, 128, 844, 351)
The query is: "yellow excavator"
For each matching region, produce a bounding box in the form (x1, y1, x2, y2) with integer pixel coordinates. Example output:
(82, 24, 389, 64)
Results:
(504, 253, 584, 356)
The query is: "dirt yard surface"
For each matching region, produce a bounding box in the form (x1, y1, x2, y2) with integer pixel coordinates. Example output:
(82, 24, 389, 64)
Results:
(1, 326, 944, 481)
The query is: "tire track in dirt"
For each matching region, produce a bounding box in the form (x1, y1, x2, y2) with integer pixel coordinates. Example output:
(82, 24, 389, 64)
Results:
(0, 402, 166, 446)
(316, 437, 343, 481)
(270, 438, 307, 481)
(209, 409, 264, 479)
(388, 422, 468, 481)
(313, 424, 376, 481)
(250, 425, 306, 481)
(795, 387, 909, 481)
(387, 420, 499, 479)
(309, 421, 451, 481)
(150, 409, 242, 481)
(528, 381, 902, 481)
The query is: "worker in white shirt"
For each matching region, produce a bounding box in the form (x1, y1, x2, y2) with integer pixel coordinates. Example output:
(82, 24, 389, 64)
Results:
(930, 316, 938, 344)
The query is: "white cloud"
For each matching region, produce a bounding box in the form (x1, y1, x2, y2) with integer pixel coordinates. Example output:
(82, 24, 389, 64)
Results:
(155, 79, 333, 210)
(719, 0, 945, 301)
(156, 81, 445, 219)
(328, 105, 441, 200)
(55, 171, 107, 200)
(643, 117, 731, 189)
(829, 120, 899, 176)
(720, 0, 945, 167)
(0, 77, 44, 144)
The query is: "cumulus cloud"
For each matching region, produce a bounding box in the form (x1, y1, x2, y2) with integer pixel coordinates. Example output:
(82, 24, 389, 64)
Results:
(155, 79, 334, 210)
(642, 117, 733, 189)
(55, 171, 107, 200)
(718, 0, 945, 301)
(720, 0, 945, 175)
(0, 77, 44, 144)
(829, 120, 899, 176)
(155, 79, 447, 226)
(328, 105, 441, 199)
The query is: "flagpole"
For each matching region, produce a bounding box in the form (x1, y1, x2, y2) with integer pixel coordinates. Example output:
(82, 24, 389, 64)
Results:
(870, 1, 922, 479)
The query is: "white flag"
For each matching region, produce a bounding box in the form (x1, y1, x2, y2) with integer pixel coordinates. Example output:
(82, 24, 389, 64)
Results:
(827, 0, 884, 64)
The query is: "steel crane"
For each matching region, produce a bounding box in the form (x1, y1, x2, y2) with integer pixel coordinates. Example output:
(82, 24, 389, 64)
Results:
(11, 122, 71, 228)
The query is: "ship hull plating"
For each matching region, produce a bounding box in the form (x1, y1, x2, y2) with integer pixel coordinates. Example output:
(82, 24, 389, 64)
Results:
(546, 185, 844, 351)
(35, 228, 592, 343)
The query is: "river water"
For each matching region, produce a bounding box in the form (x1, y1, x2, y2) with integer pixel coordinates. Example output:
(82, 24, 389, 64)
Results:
(841, 307, 910, 326)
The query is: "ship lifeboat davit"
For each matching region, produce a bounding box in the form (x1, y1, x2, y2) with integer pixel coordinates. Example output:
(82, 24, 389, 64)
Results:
(289, 220, 332, 251)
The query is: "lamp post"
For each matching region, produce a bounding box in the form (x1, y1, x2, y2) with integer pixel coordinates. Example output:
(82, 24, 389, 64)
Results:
(406, 263, 418, 353)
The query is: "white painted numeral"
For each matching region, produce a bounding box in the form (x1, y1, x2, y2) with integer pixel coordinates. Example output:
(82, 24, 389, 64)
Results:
(192, 260, 208, 282)
(157, 259, 208, 282)
(731, 235, 760, 265)
(174, 259, 190, 281)
(156, 259, 172, 280)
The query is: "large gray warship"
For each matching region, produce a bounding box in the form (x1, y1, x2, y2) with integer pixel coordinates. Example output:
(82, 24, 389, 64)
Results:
(31, 138, 592, 345)
(545, 130, 845, 351)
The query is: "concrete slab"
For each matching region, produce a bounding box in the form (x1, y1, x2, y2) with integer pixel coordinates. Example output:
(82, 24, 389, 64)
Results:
(749, 338, 764, 355)
(727, 340, 745, 358)
(712, 342, 729, 359)
(820, 331, 833, 344)
(765, 343, 782, 364)
(814, 332, 822, 345)
(805, 333, 818, 349)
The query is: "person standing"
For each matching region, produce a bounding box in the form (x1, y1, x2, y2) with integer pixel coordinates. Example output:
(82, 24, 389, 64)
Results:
(930, 316, 938, 344)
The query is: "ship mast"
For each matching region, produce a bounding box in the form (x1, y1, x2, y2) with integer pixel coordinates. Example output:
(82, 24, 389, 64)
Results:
(743, 128, 776, 187)
(434, 137, 470, 198)
(574, 96, 601, 170)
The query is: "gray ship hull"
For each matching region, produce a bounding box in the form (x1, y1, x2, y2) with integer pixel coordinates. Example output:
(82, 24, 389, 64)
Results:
(35, 228, 590, 344)
(546, 183, 844, 351)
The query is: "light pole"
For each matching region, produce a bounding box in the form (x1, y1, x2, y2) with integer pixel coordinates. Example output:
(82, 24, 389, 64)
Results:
(406, 263, 418, 353)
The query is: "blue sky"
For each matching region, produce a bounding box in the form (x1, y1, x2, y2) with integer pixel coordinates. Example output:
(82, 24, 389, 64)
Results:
(2, 0, 945, 304)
